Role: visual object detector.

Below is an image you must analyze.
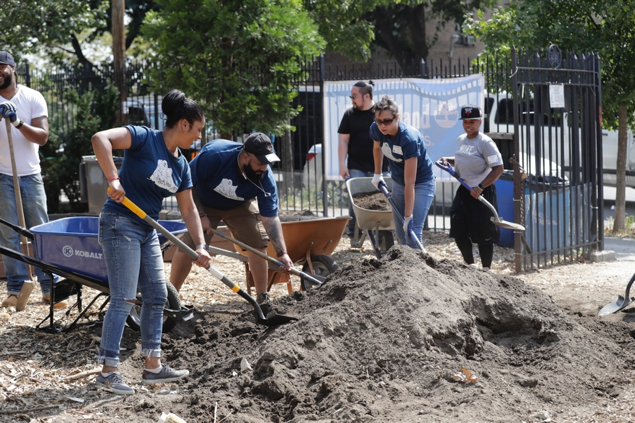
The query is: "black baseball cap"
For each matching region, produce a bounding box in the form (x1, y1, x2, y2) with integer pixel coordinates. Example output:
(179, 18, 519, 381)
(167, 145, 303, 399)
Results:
(459, 105, 483, 120)
(0, 51, 15, 67)
(243, 132, 280, 165)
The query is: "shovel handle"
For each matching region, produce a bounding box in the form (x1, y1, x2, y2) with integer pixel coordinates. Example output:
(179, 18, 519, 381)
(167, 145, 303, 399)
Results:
(377, 181, 426, 251)
(435, 160, 474, 192)
(435, 161, 525, 231)
(6, 118, 35, 280)
(209, 227, 323, 286)
(113, 190, 268, 320)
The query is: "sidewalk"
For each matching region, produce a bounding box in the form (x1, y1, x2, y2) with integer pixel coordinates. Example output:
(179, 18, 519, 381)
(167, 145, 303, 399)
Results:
(604, 237, 635, 262)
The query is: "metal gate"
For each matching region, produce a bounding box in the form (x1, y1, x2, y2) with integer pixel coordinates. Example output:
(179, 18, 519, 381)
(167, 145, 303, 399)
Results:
(509, 47, 603, 271)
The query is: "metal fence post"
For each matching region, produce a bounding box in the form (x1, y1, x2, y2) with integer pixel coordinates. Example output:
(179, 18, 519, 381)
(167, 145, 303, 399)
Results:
(319, 54, 328, 217)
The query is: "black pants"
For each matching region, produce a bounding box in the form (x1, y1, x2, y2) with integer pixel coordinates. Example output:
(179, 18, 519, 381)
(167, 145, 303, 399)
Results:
(449, 185, 500, 268)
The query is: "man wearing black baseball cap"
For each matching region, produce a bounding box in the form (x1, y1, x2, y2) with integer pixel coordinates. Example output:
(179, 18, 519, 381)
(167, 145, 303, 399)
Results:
(170, 133, 292, 311)
(243, 132, 280, 164)
(0, 50, 64, 309)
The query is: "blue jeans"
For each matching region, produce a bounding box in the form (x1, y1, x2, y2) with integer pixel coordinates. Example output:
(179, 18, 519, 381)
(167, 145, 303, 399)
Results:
(0, 173, 57, 295)
(98, 212, 166, 367)
(391, 178, 436, 249)
(347, 169, 390, 235)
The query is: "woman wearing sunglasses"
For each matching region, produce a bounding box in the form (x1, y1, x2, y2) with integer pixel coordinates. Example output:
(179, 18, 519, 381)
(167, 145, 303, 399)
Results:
(369, 95, 435, 251)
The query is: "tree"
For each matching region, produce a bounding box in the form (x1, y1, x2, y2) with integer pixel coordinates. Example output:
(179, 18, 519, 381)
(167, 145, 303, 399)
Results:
(366, 0, 495, 69)
(466, 1, 635, 233)
(0, 0, 100, 64)
(303, 0, 495, 66)
(41, 84, 119, 212)
(0, 0, 158, 66)
(141, 0, 325, 137)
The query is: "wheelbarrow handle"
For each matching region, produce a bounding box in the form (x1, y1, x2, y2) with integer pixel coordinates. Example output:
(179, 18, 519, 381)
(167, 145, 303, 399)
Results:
(377, 181, 426, 251)
(113, 190, 297, 326)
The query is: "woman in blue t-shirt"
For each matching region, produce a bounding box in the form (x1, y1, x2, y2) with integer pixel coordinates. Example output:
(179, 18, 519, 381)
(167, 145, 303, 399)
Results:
(370, 95, 435, 250)
(90, 90, 211, 395)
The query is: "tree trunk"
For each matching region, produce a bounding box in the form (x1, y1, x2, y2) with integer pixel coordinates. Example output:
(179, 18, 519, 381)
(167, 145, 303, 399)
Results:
(613, 106, 627, 233)
(112, 0, 126, 122)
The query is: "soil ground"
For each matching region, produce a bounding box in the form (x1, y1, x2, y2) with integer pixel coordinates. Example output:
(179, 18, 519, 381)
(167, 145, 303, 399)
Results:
(1, 230, 635, 423)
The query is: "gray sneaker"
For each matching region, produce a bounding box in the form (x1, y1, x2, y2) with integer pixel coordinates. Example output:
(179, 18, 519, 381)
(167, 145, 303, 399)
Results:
(95, 371, 135, 395)
(142, 364, 190, 384)
(256, 293, 271, 305)
(256, 293, 273, 316)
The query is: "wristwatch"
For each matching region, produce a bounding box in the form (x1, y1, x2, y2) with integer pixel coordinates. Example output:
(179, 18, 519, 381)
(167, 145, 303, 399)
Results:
(477, 183, 485, 191)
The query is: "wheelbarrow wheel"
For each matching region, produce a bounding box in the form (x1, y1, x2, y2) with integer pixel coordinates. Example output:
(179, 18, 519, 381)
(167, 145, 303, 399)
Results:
(301, 255, 338, 291)
(126, 282, 181, 333)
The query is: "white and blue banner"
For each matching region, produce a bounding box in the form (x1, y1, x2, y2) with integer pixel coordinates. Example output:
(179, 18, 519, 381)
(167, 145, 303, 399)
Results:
(323, 74, 485, 182)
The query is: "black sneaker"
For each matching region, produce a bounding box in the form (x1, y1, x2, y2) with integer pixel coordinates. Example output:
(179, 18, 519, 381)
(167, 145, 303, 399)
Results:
(142, 364, 189, 384)
(95, 371, 135, 395)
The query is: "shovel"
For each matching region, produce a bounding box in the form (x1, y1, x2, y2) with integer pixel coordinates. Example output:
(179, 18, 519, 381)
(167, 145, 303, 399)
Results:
(599, 273, 635, 316)
(3, 118, 35, 310)
(377, 181, 426, 252)
(207, 227, 324, 287)
(435, 161, 525, 231)
(116, 192, 298, 326)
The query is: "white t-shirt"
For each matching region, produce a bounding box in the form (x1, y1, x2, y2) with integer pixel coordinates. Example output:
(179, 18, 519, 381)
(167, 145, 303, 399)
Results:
(0, 85, 48, 176)
(454, 132, 503, 188)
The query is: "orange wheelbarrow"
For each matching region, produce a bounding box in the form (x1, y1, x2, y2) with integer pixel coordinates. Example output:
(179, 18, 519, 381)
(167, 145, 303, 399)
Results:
(231, 216, 350, 293)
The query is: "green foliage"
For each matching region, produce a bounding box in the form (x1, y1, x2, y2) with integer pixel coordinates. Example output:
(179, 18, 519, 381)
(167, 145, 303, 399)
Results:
(0, 1, 103, 59)
(363, 0, 495, 68)
(1, 0, 156, 66)
(41, 84, 119, 213)
(141, 0, 325, 137)
(304, 0, 496, 64)
(464, 0, 635, 131)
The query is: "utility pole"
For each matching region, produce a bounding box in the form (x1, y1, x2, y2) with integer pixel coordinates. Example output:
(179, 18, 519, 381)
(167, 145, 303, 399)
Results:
(112, 0, 126, 123)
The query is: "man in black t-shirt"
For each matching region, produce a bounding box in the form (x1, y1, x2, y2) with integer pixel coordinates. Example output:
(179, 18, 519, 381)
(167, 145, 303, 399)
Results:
(338, 81, 390, 240)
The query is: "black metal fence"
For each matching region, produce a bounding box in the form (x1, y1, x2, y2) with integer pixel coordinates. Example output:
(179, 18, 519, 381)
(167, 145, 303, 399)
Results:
(16, 52, 602, 270)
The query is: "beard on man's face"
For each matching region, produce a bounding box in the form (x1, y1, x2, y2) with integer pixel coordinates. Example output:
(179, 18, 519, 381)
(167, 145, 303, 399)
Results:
(243, 162, 263, 183)
(0, 71, 12, 90)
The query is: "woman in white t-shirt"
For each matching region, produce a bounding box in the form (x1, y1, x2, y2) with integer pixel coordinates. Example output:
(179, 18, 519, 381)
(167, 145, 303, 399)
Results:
(439, 105, 504, 271)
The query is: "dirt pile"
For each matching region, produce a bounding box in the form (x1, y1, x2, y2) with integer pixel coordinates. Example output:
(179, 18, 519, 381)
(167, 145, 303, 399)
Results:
(352, 191, 390, 211)
(129, 246, 634, 422)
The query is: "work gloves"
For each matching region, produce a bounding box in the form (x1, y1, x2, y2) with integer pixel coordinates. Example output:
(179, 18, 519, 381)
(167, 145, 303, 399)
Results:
(371, 173, 385, 190)
(0, 101, 21, 127)
(403, 215, 413, 237)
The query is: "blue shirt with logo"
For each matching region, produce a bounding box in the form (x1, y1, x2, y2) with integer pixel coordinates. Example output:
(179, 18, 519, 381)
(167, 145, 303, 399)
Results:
(369, 121, 433, 186)
(190, 140, 279, 217)
(102, 125, 192, 222)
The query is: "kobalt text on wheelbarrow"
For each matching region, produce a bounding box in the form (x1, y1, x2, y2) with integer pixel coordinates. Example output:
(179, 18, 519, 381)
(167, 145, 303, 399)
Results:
(0, 215, 193, 333)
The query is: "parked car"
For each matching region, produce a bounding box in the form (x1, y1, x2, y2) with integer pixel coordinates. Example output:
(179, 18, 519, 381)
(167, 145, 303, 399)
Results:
(302, 143, 323, 192)
(484, 92, 635, 187)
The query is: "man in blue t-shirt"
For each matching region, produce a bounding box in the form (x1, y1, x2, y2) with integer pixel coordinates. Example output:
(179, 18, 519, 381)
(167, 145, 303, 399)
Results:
(170, 133, 293, 307)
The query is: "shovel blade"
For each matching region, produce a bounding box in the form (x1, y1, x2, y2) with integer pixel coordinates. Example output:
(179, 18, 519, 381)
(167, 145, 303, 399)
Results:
(253, 304, 298, 326)
(491, 217, 526, 231)
(598, 295, 632, 316)
(256, 314, 299, 326)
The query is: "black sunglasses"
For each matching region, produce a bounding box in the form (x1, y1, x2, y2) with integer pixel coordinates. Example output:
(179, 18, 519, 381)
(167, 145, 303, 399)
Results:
(375, 117, 395, 126)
